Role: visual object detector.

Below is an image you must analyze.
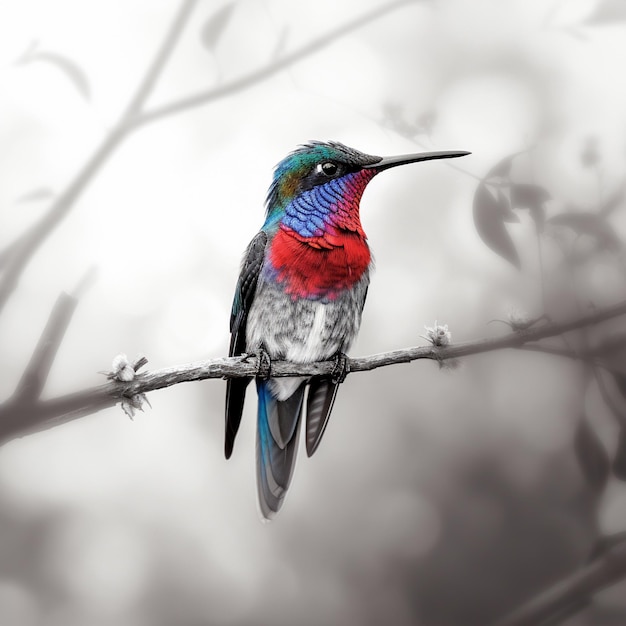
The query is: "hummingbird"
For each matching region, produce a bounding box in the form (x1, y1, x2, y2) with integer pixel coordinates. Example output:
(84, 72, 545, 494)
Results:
(226, 141, 469, 518)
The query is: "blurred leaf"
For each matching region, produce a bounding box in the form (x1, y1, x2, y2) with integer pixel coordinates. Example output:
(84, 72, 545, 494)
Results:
(500, 191, 520, 223)
(472, 181, 521, 269)
(574, 416, 610, 492)
(511, 183, 550, 208)
(585, 0, 626, 24)
(510, 183, 549, 229)
(548, 212, 622, 251)
(501, 213, 521, 224)
(486, 154, 515, 180)
(613, 424, 626, 480)
(599, 182, 625, 216)
(15, 187, 55, 204)
(490, 186, 516, 221)
(201, 3, 236, 51)
(14, 39, 39, 64)
(19, 51, 91, 100)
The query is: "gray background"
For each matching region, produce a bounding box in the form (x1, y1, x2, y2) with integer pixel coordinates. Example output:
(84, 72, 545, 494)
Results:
(0, 0, 625, 624)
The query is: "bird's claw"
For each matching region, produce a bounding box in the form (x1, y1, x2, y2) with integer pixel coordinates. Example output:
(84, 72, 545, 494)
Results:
(256, 349, 272, 379)
(331, 352, 350, 384)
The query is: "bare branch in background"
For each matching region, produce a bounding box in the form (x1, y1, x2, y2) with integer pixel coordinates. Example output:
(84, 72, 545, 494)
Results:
(494, 542, 626, 626)
(12, 293, 78, 403)
(135, 0, 417, 127)
(11, 268, 97, 403)
(0, 0, 415, 317)
(0, 0, 197, 315)
(120, 0, 199, 123)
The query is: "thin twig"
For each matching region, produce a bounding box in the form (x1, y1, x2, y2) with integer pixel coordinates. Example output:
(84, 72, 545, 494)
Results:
(10, 268, 97, 403)
(494, 542, 626, 626)
(11, 291, 78, 403)
(121, 0, 199, 123)
(0, 128, 125, 315)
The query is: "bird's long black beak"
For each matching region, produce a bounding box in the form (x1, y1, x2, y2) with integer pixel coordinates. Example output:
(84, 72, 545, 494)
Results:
(363, 150, 471, 172)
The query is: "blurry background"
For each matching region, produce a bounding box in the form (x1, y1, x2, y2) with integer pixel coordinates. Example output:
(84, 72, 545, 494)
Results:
(1, 0, 626, 624)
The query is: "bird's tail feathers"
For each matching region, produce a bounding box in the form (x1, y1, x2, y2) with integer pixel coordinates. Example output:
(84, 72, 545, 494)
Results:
(256, 379, 305, 519)
(305, 378, 339, 457)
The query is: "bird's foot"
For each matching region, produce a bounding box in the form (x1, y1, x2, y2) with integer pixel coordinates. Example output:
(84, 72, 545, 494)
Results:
(256, 349, 272, 379)
(331, 352, 350, 384)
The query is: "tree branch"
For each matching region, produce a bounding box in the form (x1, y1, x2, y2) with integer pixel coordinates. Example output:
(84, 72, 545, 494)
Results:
(494, 542, 626, 626)
(12, 292, 79, 403)
(134, 0, 417, 128)
(0, 128, 125, 314)
(0, 0, 416, 317)
(11, 268, 97, 403)
(0, 0, 197, 316)
(121, 0, 199, 123)
(1, 297, 626, 444)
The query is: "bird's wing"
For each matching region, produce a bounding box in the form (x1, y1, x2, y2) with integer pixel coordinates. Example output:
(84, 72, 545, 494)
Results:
(225, 231, 268, 459)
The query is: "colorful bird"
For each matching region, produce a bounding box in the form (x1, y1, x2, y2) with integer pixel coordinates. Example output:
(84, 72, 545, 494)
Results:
(226, 141, 469, 518)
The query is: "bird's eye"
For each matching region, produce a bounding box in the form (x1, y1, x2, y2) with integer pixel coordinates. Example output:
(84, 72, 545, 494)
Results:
(318, 162, 339, 176)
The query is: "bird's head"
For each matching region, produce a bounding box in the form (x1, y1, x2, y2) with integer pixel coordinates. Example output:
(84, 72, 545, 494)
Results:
(264, 140, 470, 233)
(267, 141, 470, 227)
